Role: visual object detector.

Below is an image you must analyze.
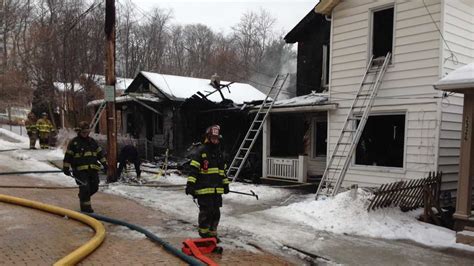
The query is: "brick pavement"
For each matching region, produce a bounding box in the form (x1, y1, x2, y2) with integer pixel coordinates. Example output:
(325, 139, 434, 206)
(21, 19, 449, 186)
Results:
(0, 174, 292, 265)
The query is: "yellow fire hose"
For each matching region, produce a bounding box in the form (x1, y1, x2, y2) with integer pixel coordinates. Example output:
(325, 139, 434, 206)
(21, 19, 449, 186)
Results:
(0, 194, 105, 265)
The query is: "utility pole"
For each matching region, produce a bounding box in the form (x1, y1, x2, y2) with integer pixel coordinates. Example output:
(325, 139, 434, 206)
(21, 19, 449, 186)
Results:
(105, 0, 117, 180)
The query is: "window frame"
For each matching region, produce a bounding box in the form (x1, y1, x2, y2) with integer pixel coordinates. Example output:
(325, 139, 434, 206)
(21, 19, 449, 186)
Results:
(368, 4, 396, 62)
(311, 118, 328, 160)
(352, 112, 407, 172)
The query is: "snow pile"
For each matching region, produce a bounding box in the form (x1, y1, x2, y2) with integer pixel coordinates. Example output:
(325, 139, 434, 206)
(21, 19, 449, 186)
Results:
(0, 128, 29, 147)
(264, 189, 457, 248)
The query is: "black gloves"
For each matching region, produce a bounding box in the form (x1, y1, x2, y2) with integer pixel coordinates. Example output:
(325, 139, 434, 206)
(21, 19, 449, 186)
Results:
(185, 185, 195, 196)
(224, 185, 229, 194)
(63, 168, 71, 176)
(103, 164, 108, 174)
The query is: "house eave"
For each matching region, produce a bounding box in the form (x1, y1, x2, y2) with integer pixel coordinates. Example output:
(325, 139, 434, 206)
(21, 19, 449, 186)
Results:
(250, 103, 338, 114)
(315, 0, 341, 15)
(434, 83, 474, 93)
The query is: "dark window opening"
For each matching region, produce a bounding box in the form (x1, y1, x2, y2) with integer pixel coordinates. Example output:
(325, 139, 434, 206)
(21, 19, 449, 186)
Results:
(155, 113, 163, 134)
(313, 121, 327, 157)
(355, 114, 405, 167)
(372, 7, 394, 58)
(126, 113, 134, 135)
(270, 114, 305, 157)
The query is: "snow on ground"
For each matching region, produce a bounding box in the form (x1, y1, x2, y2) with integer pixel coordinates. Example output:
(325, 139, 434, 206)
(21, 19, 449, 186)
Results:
(1, 128, 474, 255)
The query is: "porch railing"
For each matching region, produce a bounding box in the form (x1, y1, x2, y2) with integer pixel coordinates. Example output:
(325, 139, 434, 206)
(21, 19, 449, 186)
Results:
(266, 156, 307, 182)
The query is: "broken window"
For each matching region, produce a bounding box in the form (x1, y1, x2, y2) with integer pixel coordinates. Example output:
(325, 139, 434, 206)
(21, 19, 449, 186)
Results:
(313, 121, 327, 157)
(355, 114, 405, 168)
(372, 7, 394, 58)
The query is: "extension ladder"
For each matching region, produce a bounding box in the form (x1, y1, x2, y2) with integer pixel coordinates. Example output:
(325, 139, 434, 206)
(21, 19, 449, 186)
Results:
(90, 101, 106, 131)
(316, 52, 391, 198)
(227, 74, 289, 182)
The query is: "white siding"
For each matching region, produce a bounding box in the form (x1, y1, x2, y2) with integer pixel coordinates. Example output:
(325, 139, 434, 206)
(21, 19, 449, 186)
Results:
(437, 0, 474, 192)
(328, 0, 442, 187)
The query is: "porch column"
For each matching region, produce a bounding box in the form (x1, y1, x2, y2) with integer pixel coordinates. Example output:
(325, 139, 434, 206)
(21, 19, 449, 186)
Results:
(453, 93, 474, 222)
(262, 118, 271, 178)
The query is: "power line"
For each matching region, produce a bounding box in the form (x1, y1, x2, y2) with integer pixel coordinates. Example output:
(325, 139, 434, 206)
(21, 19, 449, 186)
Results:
(422, 0, 458, 65)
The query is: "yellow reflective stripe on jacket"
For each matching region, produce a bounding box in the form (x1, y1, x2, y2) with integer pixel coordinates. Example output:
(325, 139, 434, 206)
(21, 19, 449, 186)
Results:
(74, 151, 97, 158)
(222, 178, 230, 185)
(195, 187, 224, 195)
(187, 176, 197, 183)
(218, 170, 225, 176)
(66, 150, 74, 155)
(63, 162, 71, 168)
(100, 158, 106, 163)
(201, 153, 207, 158)
(190, 160, 200, 168)
(199, 167, 220, 174)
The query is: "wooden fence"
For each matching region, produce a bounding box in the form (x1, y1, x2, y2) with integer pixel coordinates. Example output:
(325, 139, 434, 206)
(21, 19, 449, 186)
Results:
(367, 172, 442, 212)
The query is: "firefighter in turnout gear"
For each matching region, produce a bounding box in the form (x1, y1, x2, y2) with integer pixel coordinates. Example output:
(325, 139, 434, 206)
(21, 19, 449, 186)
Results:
(186, 125, 230, 242)
(36, 112, 54, 149)
(63, 121, 108, 213)
(25, 112, 38, 149)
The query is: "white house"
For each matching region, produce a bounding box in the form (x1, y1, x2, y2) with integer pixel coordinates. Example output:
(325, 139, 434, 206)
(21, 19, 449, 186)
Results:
(264, 0, 473, 197)
(320, 0, 473, 193)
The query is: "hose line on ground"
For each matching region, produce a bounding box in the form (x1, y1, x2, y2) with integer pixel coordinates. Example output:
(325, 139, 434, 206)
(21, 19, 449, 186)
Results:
(0, 194, 105, 265)
(87, 213, 205, 266)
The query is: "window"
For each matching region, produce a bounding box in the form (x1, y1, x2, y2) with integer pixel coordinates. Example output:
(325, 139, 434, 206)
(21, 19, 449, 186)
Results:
(372, 7, 394, 58)
(313, 121, 327, 157)
(355, 114, 405, 168)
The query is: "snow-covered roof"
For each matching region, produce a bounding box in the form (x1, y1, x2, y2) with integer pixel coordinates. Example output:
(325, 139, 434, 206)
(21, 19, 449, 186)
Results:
(272, 92, 329, 107)
(139, 71, 267, 104)
(254, 92, 337, 113)
(89, 74, 134, 92)
(87, 93, 161, 107)
(54, 82, 84, 92)
(54, 75, 134, 93)
(434, 62, 474, 91)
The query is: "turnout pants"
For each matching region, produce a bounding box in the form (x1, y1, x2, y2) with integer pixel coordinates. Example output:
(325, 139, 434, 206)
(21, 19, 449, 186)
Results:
(197, 194, 222, 238)
(74, 170, 100, 203)
(38, 132, 49, 149)
(28, 133, 37, 149)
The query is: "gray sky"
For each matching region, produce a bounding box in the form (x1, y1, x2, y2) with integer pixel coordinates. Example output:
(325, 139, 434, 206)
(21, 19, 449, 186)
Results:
(128, 0, 317, 35)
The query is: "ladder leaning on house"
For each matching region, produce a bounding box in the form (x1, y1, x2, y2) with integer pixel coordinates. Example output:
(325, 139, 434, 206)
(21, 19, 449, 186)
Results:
(227, 74, 289, 182)
(90, 101, 106, 131)
(315, 52, 392, 199)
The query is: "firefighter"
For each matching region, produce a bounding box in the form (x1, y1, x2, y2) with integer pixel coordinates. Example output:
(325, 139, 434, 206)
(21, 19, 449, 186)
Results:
(114, 144, 141, 182)
(25, 112, 38, 149)
(36, 112, 54, 149)
(63, 121, 108, 213)
(186, 125, 229, 241)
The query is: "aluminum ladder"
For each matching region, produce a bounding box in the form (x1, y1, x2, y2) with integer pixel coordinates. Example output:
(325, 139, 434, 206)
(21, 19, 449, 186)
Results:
(227, 74, 289, 182)
(90, 101, 106, 131)
(316, 52, 391, 198)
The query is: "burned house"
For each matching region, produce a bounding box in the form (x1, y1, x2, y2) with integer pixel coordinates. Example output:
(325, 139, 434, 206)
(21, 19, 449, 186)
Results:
(258, 9, 332, 183)
(91, 71, 266, 158)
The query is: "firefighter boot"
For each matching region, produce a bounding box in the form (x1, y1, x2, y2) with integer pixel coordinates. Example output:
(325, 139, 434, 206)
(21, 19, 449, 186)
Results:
(80, 201, 94, 213)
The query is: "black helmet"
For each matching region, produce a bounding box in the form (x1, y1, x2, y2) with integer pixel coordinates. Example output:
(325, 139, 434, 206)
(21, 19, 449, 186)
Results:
(77, 121, 91, 133)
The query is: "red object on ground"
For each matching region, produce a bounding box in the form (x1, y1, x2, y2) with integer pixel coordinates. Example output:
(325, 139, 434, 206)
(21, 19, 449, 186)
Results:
(182, 238, 218, 266)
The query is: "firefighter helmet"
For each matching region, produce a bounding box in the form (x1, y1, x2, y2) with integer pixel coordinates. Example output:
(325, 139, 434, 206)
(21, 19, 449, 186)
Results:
(77, 121, 91, 133)
(206, 125, 220, 138)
